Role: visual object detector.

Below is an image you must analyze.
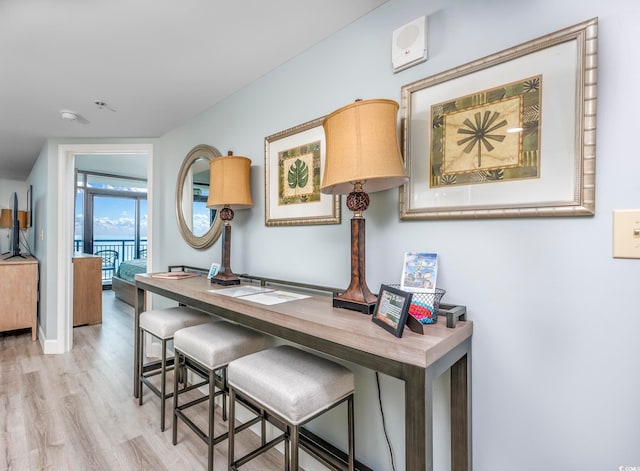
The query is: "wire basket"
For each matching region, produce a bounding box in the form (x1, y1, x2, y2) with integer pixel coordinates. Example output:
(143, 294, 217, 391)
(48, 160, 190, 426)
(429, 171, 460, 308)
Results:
(391, 285, 446, 325)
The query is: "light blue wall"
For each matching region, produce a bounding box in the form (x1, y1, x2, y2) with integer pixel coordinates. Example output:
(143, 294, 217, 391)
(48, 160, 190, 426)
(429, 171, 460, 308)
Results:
(155, 0, 640, 469)
(12, 0, 637, 468)
(27, 144, 50, 336)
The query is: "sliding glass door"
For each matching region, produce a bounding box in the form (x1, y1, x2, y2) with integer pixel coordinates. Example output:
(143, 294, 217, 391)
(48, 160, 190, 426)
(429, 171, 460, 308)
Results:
(75, 170, 147, 284)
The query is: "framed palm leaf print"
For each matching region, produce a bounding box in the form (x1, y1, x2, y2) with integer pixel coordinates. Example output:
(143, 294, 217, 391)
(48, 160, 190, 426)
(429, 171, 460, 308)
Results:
(265, 117, 340, 226)
(400, 18, 597, 220)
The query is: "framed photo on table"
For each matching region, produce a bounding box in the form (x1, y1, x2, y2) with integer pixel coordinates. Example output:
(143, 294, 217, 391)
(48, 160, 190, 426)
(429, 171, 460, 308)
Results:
(371, 284, 413, 338)
(207, 262, 220, 280)
(265, 117, 341, 226)
(399, 18, 597, 220)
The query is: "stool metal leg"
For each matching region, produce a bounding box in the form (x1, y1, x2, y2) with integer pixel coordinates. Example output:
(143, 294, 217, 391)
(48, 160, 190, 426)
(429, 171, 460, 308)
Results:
(160, 338, 168, 432)
(348, 395, 355, 471)
(138, 327, 145, 406)
(208, 369, 216, 471)
(222, 368, 227, 421)
(290, 424, 299, 471)
(172, 350, 181, 446)
(284, 425, 290, 471)
(228, 387, 236, 471)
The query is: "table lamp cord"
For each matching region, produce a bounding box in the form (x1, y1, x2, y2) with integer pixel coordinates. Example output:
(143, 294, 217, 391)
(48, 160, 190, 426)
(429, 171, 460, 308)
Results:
(375, 371, 397, 471)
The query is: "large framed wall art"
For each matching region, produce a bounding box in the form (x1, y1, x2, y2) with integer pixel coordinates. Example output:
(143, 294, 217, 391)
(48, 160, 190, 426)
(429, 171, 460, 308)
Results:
(265, 117, 341, 226)
(399, 18, 597, 220)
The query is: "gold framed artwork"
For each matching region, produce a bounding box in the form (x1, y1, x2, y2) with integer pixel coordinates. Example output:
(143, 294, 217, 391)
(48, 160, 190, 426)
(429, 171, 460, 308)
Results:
(400, 18, 597, 220)
(265, 117, 341, 226)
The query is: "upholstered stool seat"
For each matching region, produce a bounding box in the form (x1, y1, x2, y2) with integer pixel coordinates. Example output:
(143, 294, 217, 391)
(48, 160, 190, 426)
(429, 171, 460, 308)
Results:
(172, 321, 272, 471)
(227, 345, 355, 470)
(140, 307, 212, 339)
(138, 306, 212, 431)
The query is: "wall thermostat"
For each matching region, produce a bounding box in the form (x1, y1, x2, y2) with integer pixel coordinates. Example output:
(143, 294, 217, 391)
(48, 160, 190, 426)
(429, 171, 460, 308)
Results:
(392, 16, 427, 73)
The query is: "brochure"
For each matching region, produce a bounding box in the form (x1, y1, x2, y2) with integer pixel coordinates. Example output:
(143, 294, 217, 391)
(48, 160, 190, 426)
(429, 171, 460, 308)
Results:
(241, 290, 310, 305)
(151, 271, 199, 280)
(209, 286, 310, 305)
(209, 286, 274, 297)
(400, 252, 438, 293)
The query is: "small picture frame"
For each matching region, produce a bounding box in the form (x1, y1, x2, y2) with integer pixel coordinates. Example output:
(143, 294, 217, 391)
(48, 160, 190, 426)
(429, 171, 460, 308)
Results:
(371, 284, 413, 338)
(207, 262, 221, 280)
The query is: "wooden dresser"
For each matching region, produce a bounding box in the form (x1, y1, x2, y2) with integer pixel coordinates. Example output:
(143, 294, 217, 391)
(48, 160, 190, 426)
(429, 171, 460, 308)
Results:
(73, 253, 102, 326)
(0, 254, 38, 340)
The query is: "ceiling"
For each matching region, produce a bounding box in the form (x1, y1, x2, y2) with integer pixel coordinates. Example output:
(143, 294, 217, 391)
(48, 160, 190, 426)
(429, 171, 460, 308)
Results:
(0, 0, 388, 180)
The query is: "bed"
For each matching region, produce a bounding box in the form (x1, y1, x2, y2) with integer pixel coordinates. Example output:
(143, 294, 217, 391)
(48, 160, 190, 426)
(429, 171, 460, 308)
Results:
(112, 258, 148, 307)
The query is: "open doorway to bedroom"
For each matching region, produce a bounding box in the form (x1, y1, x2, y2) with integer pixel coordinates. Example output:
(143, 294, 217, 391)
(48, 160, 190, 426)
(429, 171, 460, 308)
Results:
(57, 145, 152, 353)
(74, 152, 148, 304)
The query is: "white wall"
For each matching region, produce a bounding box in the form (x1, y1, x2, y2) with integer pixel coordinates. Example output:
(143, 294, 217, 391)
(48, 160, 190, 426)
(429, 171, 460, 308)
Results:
(154, 0, 640, 469)
(75, 153, 148, 179)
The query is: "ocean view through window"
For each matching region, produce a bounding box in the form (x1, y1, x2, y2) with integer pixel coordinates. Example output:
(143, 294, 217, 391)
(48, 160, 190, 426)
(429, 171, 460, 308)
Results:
(75, 170, 147, 283)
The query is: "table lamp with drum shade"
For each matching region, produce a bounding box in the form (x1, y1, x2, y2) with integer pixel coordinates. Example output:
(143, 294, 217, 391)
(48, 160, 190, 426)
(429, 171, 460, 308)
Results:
(206, 151, 253, 285)
(321, 98, 409, 314)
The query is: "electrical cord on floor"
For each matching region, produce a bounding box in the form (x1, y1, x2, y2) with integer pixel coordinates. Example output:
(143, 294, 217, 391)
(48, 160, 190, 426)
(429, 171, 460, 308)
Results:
(375, 371, 397, 471)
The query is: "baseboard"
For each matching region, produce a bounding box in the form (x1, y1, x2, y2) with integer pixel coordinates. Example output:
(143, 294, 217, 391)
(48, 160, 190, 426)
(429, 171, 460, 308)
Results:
(39, 324, 66, 354)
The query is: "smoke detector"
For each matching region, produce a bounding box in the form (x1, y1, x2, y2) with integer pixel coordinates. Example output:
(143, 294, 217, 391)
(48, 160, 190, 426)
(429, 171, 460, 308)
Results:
(59, 109, 90, 124)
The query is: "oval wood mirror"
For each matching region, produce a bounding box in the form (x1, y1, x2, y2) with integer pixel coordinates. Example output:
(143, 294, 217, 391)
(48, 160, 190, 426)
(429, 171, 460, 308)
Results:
(175, 144, 223, 249)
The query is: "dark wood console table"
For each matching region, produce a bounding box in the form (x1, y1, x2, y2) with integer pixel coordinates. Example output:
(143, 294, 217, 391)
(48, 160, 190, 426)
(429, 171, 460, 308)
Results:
(133, 273, 472, 471)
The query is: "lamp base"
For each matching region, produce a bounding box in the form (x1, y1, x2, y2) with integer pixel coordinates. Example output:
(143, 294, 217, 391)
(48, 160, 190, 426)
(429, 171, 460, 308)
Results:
(332, 216, 377, 315)
(211, 273, 241, 286)
(332, 293, 377, 314)
(212, 220, 240, 286)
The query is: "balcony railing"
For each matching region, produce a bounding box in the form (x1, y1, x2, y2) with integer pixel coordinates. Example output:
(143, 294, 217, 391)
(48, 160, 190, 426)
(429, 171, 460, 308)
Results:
(75, 239, 147, 283)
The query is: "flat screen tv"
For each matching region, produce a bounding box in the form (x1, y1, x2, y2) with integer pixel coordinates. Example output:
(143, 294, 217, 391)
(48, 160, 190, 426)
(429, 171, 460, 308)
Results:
(8, 192, 23, 259)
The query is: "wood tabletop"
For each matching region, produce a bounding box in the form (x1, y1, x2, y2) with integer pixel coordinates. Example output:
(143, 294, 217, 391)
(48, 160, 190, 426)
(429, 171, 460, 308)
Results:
(0, 254, 37, 264)
(73, 252, 101, 259)
(135, 273, 473, 375)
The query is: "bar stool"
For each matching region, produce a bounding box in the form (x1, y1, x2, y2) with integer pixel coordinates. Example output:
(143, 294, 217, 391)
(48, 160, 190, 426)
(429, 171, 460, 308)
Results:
(172, 321, 272, 471)
(227, 345, 355, 471)
(138, 306, 212, 431)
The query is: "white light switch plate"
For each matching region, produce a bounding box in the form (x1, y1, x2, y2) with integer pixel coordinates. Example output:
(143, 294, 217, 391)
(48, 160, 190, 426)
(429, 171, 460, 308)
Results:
(612, 210, 640, 259)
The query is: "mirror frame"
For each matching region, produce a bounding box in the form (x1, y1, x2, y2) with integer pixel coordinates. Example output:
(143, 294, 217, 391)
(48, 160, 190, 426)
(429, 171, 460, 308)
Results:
(175, 144, 223, 249)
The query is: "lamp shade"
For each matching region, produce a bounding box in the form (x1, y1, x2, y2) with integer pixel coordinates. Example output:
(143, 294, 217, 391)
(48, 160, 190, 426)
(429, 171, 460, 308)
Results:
(18, 211, 28, 229)
(206, 155, 253, 209)
(0, 209, 28, 229)
(0, 209, 11, 228)
(321, 98, 408, 195)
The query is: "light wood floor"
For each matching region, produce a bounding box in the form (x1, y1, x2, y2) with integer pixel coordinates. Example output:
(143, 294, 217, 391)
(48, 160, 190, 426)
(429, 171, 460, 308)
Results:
(0, 290, 282, 470)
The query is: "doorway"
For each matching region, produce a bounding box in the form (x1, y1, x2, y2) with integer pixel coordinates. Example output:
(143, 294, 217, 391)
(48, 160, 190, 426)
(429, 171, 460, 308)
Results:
(56, 144, 153, 354)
